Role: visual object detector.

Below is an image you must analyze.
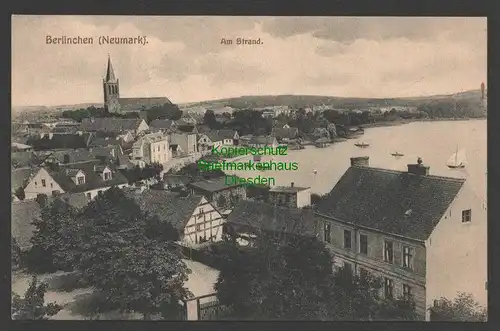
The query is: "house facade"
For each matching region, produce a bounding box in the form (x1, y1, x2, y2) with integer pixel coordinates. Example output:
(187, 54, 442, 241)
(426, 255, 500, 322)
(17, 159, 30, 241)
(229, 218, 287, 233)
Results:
(269, 182, 311, 208)
(168, 132, 198, 156)
(188, 176, 247, 209)
(126, 189, 225, 247)
(247, 136, 278, 148)
(131, 132, 170, 167)
(23, 162, 129, 201)
(314, 156, 487, 320)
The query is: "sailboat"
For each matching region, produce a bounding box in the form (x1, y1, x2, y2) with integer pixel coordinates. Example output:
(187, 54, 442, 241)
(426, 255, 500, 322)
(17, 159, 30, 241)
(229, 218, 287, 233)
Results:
(390, 151, 404, 157)
(446, 145, 467, 169)
(354, 140, 370, 148)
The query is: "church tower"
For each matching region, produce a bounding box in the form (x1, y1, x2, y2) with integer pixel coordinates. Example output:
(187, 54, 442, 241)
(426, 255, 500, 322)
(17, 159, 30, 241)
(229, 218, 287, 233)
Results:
(103, 55, 121, 113)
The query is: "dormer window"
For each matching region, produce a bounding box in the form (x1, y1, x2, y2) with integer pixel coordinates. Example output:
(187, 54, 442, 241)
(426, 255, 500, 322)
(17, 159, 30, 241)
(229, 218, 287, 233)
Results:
(77, 176, 85, 185)
(103, 170, 112, 181)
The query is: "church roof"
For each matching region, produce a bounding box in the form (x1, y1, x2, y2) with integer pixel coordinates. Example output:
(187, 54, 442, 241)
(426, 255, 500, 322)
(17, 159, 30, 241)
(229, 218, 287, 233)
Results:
(119, 97, 172, 111)
(105, 55, 116, 82)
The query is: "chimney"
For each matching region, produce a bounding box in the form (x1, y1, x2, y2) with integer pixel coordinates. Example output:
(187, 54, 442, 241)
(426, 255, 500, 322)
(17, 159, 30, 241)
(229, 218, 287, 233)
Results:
(90, 117, 95, 123)
(291, 182, 295, 188)
(350, 156, 369, 167)
(407, 157, 430, 176)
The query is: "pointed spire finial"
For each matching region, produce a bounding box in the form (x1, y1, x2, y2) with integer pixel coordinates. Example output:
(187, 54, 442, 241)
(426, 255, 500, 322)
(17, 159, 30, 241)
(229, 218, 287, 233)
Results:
(105, 54, 116, 82)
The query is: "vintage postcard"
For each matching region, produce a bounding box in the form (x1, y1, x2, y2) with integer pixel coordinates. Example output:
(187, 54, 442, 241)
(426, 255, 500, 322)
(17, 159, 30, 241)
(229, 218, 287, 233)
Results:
(11, 16, 487, 321)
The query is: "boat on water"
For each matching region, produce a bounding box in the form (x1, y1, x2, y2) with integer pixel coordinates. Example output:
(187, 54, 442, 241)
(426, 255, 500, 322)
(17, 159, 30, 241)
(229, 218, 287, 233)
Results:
(446, 145, 467, 169)
(391, 152, 404, 157)
(354, 141, 370, 148)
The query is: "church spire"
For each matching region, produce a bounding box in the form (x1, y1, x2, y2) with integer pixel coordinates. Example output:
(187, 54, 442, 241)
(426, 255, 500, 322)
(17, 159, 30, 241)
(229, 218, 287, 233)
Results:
(105, 54, 116, 82)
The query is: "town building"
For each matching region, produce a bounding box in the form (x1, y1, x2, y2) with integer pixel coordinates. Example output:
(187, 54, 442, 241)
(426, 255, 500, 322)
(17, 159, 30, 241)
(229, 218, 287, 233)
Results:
(149, 119, 178, 133)
(23, 161, 129, 201)
(102, 55, 173, 114)
(80, 118, 149, 137)
(314, 156, 487, 320)
(168, 132, 198, 156)
(224, 200, 319, 247)
(269, 182, 311, 208)
(131, 132, 170, 167)
(126, 189, 225, 247)
(188, 176, 247, 209)
(271, 127, 299, 143)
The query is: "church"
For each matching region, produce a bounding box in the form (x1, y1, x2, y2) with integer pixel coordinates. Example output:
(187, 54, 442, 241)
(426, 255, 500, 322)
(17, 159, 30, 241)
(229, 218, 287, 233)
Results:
(103, 55, 173, 114)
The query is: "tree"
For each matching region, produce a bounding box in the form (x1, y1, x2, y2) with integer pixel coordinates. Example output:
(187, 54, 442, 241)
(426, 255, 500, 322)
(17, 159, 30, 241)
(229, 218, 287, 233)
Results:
(330, 266, 418, 321)
(215, 234, 336, 320)
(26, 199, 76, 273)
(203, 109, 217, 129)
(63, 187, 192, 319)
(11, 276, 62, 320)
(429, 292, 487, 321)
(146, 103, 182, 122)
(12, 238, 22, 270)
(14, 186, 25, 200)
(326, 123, 337, 139)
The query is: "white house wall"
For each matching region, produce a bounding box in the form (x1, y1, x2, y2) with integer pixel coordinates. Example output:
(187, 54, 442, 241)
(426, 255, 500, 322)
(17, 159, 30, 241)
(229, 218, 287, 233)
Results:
(182, 197, 225, 247)
(24, 168, 65, 200)
(296, 189, 311, 208)
(425, 182, 487, 317)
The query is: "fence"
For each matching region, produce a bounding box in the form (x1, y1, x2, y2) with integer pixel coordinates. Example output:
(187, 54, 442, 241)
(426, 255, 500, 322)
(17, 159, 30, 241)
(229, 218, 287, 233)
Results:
(183, 293, 233, 320)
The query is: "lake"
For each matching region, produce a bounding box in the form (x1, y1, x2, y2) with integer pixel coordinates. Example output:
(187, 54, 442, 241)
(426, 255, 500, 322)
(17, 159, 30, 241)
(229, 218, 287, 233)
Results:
(227, 120, 487, 203)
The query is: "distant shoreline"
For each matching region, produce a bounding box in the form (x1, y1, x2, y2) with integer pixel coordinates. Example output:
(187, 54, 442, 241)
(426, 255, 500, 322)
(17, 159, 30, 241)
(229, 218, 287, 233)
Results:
(359, 117, 486, 129)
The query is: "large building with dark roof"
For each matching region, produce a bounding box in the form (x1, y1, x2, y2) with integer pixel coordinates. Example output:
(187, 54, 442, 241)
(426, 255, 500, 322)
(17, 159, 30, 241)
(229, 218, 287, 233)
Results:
(315, 156, 487, 320)
(103, 55, 173, 114)
(125, 189, 225, 247)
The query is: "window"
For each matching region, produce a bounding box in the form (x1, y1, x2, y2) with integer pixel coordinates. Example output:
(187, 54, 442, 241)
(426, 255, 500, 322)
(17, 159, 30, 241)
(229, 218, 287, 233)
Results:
(384, 240, 394, 264)
(50, 183, 53, 188)
(324, 223, 331, 243)
(403, 284, 412, 300)
(402, 246, 414, 269)
(35, 181, 37, 186)
(104, 172, 111, 180)
(77, 176, 85, 185)
(98, 190, 103, 195)
(359, 234, 368, 255)
(462, 209, 472, 223)
(384, 278, 394, 299)
(41, 179, 46, 187)
(86, 192, 92, 201)
(196, 224, 201, 232)
(344, 261, 352, 275)
(344, 230, 352, 249)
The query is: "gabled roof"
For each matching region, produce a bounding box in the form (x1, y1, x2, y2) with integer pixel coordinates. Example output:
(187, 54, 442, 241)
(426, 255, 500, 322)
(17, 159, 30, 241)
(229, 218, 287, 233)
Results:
(163, 174, 192, 187)
(315, 166, 466, 241)
(149, 119, 176, 129)
(189, 176, 245, 193)
(46, 162, 128, 194)
(125, 189, 204, 231)
(27, 133, 93, 149)
(80, 118, 147, 132)
(226, 200, 318, 237)
(11, 200, 41, 250)
(217, 129, 237, 140)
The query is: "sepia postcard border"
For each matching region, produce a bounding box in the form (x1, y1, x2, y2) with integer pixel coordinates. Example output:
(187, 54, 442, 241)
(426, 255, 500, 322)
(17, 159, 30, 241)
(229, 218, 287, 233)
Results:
(4, 0, 498, 330)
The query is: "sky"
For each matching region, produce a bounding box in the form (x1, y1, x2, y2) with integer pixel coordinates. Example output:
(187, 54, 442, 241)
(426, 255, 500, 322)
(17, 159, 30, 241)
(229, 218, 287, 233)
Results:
(12, 16, 487, 107)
